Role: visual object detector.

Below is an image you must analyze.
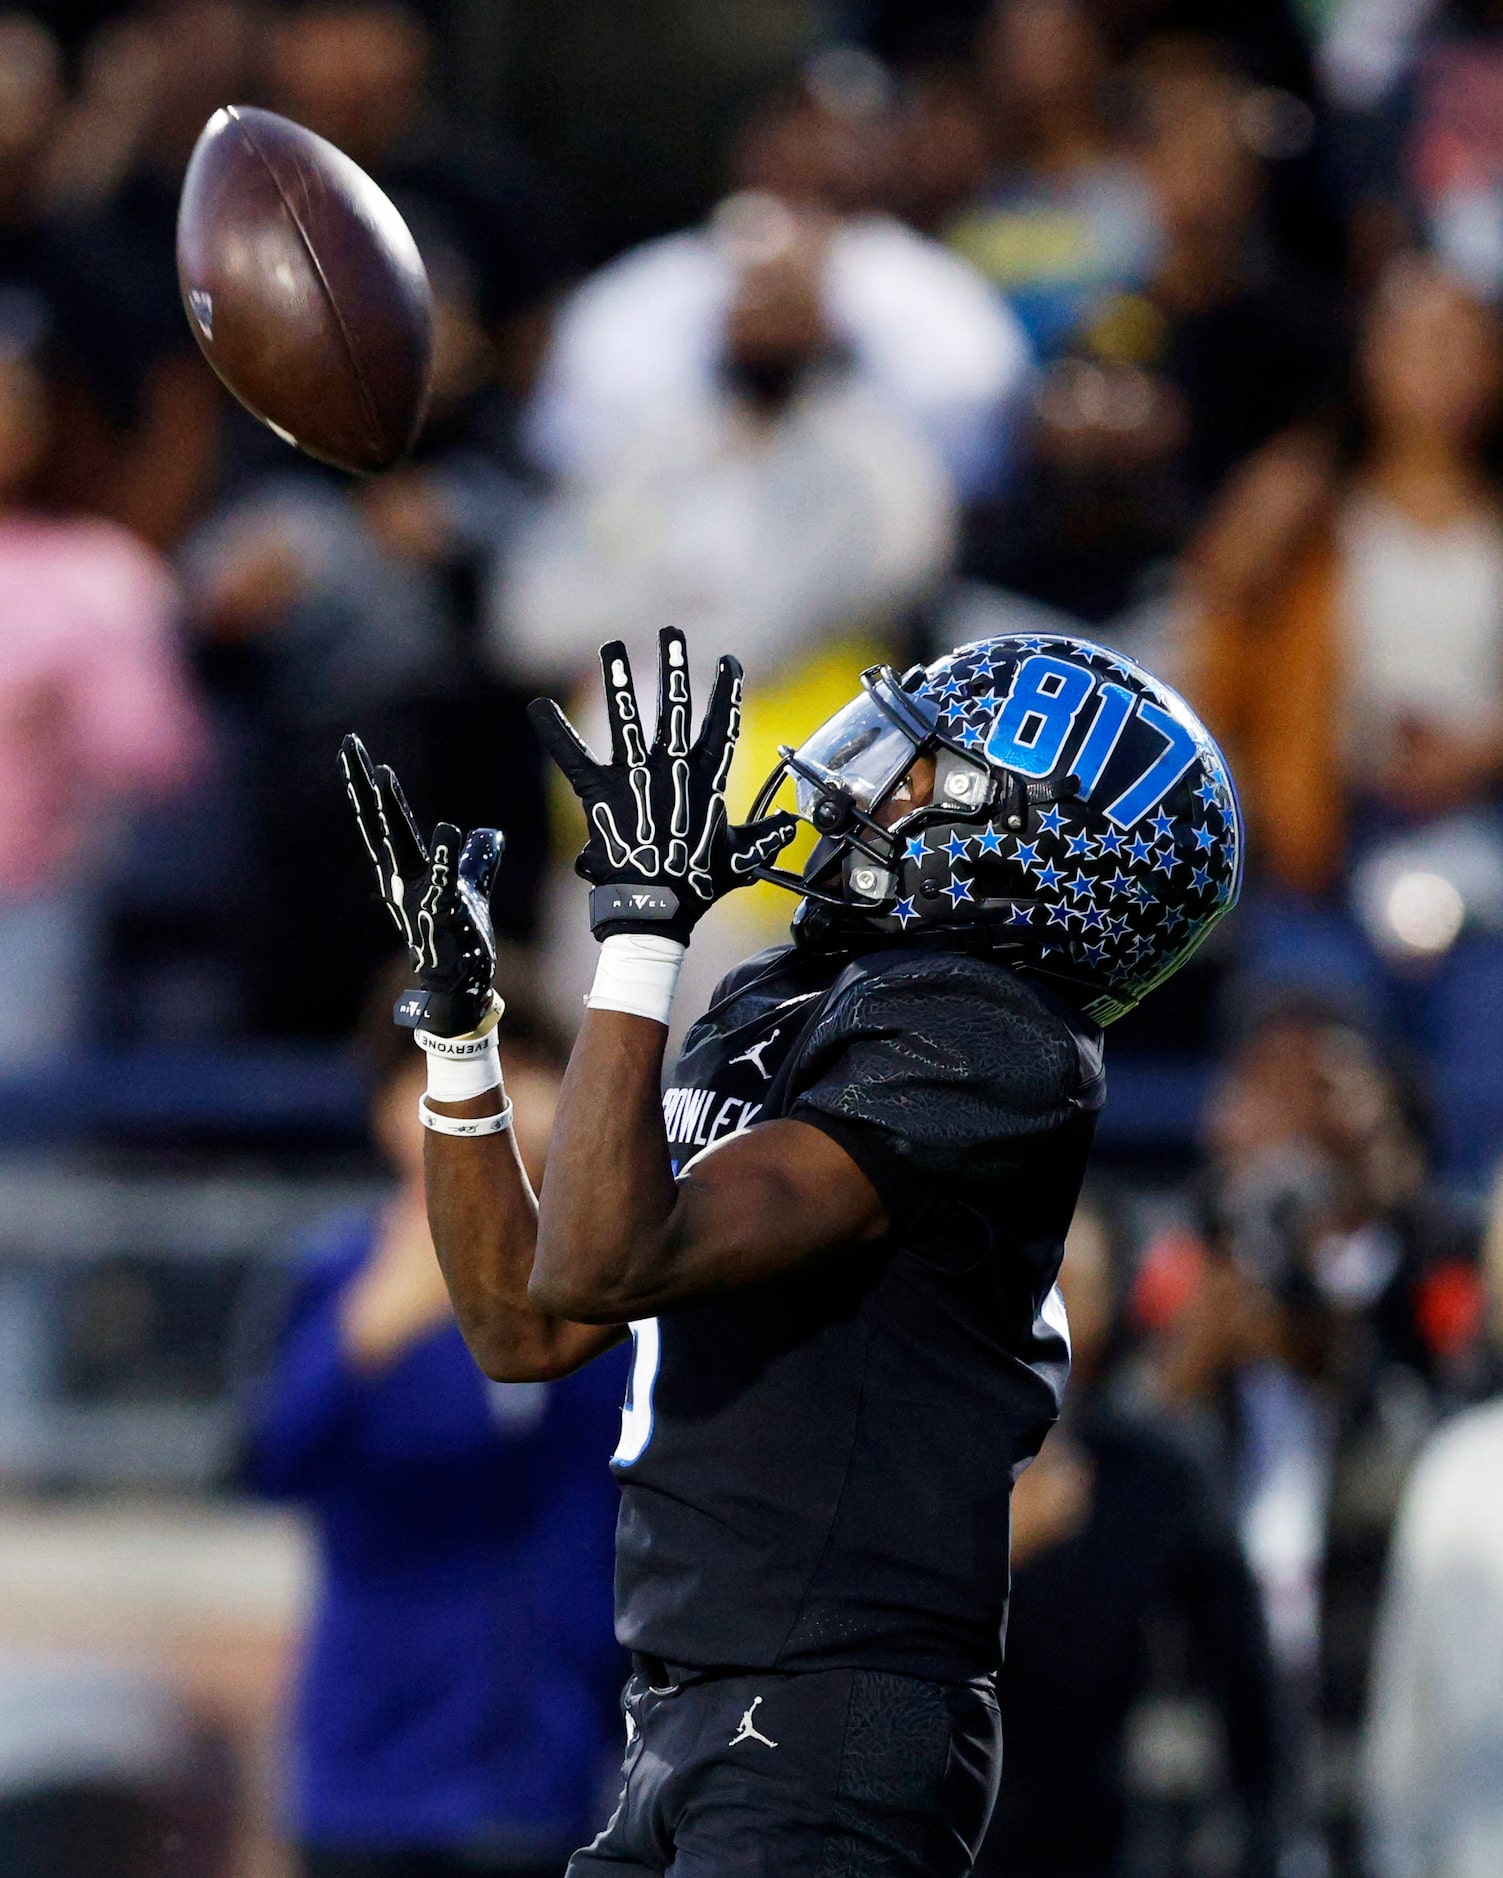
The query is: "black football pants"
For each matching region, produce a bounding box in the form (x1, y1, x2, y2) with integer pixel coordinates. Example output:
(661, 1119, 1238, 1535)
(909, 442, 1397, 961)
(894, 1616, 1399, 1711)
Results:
(566, 1662, 1001, 1877)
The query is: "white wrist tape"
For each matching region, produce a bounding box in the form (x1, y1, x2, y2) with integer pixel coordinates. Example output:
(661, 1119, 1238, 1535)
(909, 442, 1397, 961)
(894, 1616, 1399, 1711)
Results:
(415, 993, 504, 1104)
(585, 933, 686, 1026)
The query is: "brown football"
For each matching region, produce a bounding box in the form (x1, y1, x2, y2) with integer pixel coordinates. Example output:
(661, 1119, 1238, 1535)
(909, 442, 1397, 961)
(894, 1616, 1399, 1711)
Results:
(176, 105, 433, 475)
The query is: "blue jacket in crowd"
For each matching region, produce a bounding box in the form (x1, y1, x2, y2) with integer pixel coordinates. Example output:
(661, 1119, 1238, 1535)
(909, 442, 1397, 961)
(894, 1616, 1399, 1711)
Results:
(245, 1210, 629, 1862)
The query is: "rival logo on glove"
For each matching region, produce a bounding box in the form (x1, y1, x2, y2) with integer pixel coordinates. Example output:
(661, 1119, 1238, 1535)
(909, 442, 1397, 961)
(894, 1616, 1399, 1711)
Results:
(393, 990, 429, 1029)
(591, 885, 681, 925)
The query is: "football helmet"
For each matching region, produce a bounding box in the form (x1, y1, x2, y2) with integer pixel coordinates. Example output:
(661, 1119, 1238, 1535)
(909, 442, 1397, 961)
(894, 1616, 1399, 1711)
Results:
(750, 633, 1243, 1023)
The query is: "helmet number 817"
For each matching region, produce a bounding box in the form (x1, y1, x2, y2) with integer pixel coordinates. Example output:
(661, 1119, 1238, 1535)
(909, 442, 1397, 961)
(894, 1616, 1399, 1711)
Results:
(984, 656, 1200, 831)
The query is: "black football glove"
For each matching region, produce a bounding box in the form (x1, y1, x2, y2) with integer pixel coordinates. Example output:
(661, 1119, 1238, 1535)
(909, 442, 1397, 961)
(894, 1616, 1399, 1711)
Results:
(339, 733, 501, 1036)
(527, 626, 797, 942)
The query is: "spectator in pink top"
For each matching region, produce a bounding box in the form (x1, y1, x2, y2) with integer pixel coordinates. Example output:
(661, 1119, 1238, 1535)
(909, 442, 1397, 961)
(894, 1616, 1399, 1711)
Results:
(0, 315, 201, 1062)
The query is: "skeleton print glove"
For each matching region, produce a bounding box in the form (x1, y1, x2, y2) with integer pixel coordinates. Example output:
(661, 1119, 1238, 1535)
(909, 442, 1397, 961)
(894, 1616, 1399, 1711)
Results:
(528, 627, 797, 943)
(339, 733, 501, 1036)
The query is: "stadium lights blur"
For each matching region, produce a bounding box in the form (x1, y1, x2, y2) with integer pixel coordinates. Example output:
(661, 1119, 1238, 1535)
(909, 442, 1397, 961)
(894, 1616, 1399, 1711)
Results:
(1381, 869, 1466, 959)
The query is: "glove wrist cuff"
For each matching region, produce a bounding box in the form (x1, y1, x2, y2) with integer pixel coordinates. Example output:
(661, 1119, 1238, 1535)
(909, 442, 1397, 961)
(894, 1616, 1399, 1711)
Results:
(413, 990, 504, 1051)
(589, 883, 683, 939)
(586, 933, 685, 1027)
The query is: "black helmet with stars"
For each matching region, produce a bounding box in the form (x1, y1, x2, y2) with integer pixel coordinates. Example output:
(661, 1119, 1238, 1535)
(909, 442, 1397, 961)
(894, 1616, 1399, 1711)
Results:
(750, 632, 1243, 1024)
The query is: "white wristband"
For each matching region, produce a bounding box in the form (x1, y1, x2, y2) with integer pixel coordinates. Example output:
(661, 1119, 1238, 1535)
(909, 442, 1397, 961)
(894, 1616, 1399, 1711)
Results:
(585, 933, 686, 1027)
(419, 1093, 513, 1137)
(415, 994, 504, 1103)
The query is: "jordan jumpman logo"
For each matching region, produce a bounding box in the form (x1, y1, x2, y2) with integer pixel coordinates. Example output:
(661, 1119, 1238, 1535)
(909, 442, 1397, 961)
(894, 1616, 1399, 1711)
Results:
(729, 1696, 778, 1748)
(728, 1029, 782, 1079)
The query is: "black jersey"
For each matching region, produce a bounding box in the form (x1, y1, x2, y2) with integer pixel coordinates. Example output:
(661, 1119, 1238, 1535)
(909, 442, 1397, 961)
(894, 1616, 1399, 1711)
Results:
(611, 941, 1105, 1686)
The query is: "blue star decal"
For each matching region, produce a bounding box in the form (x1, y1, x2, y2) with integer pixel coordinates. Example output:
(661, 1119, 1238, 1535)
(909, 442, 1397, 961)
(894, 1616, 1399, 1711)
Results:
(1151, 846, 1181, 876)
(1035, 860, 1064, 892)
(1095, 827, 1125, 856)
(1106, 869, 1136, 898)
(1190, 864, 1212, 892)
(1042, 899, 1072, 928)
(1163, 906, 1189, 935)
(942, 832, 970, 865)
(1064, 869, 1094, 901)
(1192, 823, 1215, 852)
(1082, 941, 1109, 966)
(904, 835, 926, 866)
(1149, 809, 1176, 844)
(974, 826, 1007, 858)
(1066, 829, 1093, 858)
(959, 722, 986, 750)
(1080, 904, 1108, 932)
(1037, 805, 1068, 838)
(1194, 776, 1221, 811)
(1014, 840, 1043, 873)
(893, 897, 919, 927)
(1006, 902, 1034, 926)
(1104, 914, 1128, 939)
(944, 874, 975, 907)
(1019, 635, 1047, 653)
(971, 656, 995, 681)
(1126, 832, 1156, 865)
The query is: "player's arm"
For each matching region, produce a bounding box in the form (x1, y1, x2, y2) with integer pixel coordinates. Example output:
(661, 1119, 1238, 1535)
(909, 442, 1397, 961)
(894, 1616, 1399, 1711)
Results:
(529, 1009, 886, 1323)
(339, 735, 621, 1382)
(524, 627, 883, 1322)
(421, 1085, 625, 1376)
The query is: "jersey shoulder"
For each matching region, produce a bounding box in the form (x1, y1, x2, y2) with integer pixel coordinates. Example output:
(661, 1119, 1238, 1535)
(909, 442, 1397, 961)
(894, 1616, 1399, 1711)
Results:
(702, 942, 803, 1009)
(787, 946, 1103, 1189)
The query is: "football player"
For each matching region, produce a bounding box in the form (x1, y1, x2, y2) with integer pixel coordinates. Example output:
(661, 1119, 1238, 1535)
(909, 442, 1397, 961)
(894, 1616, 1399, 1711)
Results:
(340, 625, 1241, 1878)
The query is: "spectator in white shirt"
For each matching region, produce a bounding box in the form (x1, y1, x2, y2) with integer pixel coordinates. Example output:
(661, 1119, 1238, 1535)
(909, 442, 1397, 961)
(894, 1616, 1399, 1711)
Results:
(524, 54, 1031, 503)
(495, 194, 955, 700)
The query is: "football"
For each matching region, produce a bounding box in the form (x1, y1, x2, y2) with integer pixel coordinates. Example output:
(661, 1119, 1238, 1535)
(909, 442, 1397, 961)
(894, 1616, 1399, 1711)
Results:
(176, 105, 434, 475)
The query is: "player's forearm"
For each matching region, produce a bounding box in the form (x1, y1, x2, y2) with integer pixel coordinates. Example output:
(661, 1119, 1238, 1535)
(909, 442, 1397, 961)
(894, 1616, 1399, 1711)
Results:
(424, 1099, 620, 1379)
(528, 1008, 681, 1321)
(530, 1016, 888, 1320)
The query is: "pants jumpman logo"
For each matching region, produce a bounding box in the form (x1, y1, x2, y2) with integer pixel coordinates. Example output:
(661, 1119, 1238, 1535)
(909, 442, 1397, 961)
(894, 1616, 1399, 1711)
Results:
(729, 1696, 778, 1748)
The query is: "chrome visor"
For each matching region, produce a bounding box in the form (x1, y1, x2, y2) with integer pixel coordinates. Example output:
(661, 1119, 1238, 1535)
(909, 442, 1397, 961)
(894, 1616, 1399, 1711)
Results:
(788, 689, 920, 819)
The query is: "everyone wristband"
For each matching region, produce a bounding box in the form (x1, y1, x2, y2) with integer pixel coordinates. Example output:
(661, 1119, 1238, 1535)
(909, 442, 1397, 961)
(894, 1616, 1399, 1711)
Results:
(419, 1093, 514, 1137)
(585, 932, 686, 1027)
(415, 991, 505, 1103)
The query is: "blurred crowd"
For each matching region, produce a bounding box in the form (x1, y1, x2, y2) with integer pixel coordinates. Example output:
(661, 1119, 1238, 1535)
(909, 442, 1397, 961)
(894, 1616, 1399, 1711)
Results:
(7, 0, 1503, 1874)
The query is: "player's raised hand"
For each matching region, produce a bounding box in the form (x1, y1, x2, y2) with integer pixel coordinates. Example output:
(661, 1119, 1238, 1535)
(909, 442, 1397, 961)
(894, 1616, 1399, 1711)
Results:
(528, 626, 796, 942)
(339, 733, 502, 1035)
